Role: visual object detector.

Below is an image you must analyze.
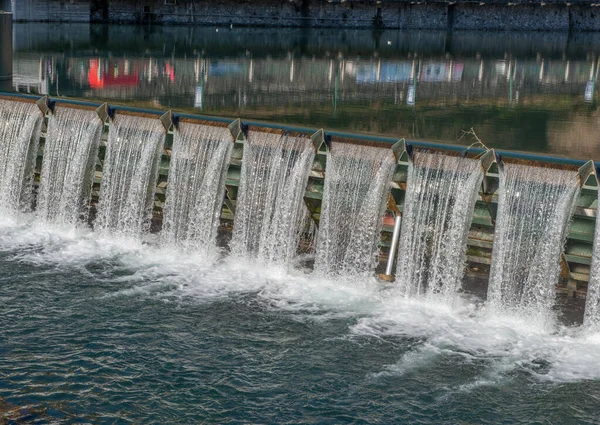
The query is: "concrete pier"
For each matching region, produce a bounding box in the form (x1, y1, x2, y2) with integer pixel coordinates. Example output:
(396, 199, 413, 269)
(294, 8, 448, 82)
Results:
(0, 11, 12, 93)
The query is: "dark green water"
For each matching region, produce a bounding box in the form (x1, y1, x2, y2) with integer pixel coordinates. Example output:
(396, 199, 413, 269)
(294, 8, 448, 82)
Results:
(7, 24, 600, 159)
(1, 217, 600, 423)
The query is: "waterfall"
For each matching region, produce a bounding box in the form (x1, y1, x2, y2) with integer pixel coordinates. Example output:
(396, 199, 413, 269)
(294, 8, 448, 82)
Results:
(315, 143, 395, 277)
(584, 193, 600, 329)
(487, 163, 579, 320)
(161, 123, 233, 250)
(36, 107, 104, 225)
(0, 99, 43, 214)
(230, 131, 315, 265)
(94, 114, 165, 237)
(396, 151, 483, 299)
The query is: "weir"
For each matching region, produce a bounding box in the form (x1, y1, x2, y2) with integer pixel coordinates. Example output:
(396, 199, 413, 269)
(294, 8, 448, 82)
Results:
(230, 129, 315, 265)
(37, 106, 104, 225)
(161, 121, 234, 250)
(395, 151, 484, 299)
(94, 113, 166, 237)
(2, 93, 600, 318)
(0, 98, 43, 214)
(315, 142, 396, 277)
(487, 163, 581, 319)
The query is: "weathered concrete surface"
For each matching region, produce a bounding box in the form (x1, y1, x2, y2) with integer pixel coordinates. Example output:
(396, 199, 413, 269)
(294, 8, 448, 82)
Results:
(4, 0, 600, 31)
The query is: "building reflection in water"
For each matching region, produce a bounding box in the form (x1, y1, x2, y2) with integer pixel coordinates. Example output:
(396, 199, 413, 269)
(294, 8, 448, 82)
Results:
(9, 24, 600, 158)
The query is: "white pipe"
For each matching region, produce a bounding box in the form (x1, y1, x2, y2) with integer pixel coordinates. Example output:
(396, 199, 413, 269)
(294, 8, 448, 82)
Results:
(385, 215, 402, 276)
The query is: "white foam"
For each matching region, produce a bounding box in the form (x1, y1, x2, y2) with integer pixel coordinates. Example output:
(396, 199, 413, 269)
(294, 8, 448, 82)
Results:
(2, 214, 600, 383)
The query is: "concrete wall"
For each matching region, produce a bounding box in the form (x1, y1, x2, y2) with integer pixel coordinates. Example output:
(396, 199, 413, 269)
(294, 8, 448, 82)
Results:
(6, 0, 600, 31)
(12, 0, 91, 22)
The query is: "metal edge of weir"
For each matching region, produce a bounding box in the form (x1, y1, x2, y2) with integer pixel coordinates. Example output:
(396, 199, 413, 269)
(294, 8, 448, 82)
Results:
(0, 90, 597, 169)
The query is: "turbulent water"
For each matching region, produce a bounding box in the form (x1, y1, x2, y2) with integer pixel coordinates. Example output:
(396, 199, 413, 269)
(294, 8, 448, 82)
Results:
(584, 191, 600, 330)
(396, 151, 483, 300)
(161, 123, 233, 250)
(0, 99, 43, 214)
(315, 143, 395, 277)
(1, 214, 600, 424)
(488, 164, 580, 322)
(94, 114, 165, 237)
(36, 107, 104, 225)
(230, 131, 315, 265)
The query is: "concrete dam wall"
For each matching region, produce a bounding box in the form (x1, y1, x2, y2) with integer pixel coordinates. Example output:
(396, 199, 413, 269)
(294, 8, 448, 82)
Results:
(2, 0, 600, 31)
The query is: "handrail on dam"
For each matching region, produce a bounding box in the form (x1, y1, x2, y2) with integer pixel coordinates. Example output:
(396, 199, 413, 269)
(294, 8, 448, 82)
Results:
(1, 91, 598, 170)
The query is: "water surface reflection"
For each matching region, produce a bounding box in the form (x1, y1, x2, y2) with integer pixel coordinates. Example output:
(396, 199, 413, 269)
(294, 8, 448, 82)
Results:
(10, 24, 600, 158)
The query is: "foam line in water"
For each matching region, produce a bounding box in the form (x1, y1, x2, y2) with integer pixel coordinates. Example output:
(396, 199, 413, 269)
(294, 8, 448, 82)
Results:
(315, 143, 395, 278)
(0, 99, 43, 214)
(2, 213, 600, 383)
(94, 114, 165, 237)
(36, 106, 104, 225)
(487, 163, 580, 322)
(231, 131, 315, 266)
(395, 151, 483, 301)
(161, 122, 233, 250)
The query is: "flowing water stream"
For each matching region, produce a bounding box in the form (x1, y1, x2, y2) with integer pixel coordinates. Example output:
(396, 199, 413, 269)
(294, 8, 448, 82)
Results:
(0, 99, 43, 214)
(230, 131, 315, 265)
(395, 151, 483, 301)
(94, 114, 165, 237)
(36, 106, 103, 225)
(487, 163, 580, 322)
(161, 122, 233, 250)
(315, 143, 396, 277)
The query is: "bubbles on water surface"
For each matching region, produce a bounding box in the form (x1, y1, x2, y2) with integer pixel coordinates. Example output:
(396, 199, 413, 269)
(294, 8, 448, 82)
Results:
(2, 213, 600, 386)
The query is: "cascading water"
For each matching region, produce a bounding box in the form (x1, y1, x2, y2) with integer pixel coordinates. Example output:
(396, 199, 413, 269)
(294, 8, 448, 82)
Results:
(396, 151, 483, 299)
(94, 114, 165, 237)
(584, 194, 600, 329)
(161, 123, 233, 250)
(230, 131, 315, 265)
(487, 163, 579, 320)
(315, 143, 395, 277)
(0, 99, 43, 214)
(36, 107, 104, 225)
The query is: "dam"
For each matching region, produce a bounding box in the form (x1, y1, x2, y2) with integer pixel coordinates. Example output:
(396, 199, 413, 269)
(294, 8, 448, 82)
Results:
(4, 15, 600, 424)
(1, 92, 599, 324)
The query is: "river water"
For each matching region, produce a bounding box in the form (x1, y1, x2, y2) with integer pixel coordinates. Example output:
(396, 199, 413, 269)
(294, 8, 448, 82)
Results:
(7, 24, 600, 159)
(3, 25, 600, 423)
(1, 216, 600, 423)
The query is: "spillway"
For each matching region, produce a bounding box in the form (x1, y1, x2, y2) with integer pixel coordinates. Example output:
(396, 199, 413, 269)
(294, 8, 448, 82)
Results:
(395, 151, 483, 300)
(94, 114, 165, 237)
(487, 163, 580, 320)
(230, 131, 315, 265)
(36, 107, 104, 225)
(161, 122, 233, 250)
(0, 99, 43, 214)
(315, 143, 395, 277)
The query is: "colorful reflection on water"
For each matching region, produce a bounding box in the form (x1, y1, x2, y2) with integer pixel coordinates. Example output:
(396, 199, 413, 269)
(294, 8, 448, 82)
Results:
(9, 24, 600, 158)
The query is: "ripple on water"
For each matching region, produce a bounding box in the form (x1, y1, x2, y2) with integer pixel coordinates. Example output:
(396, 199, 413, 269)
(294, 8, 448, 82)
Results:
(1, 215, 600, 423)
